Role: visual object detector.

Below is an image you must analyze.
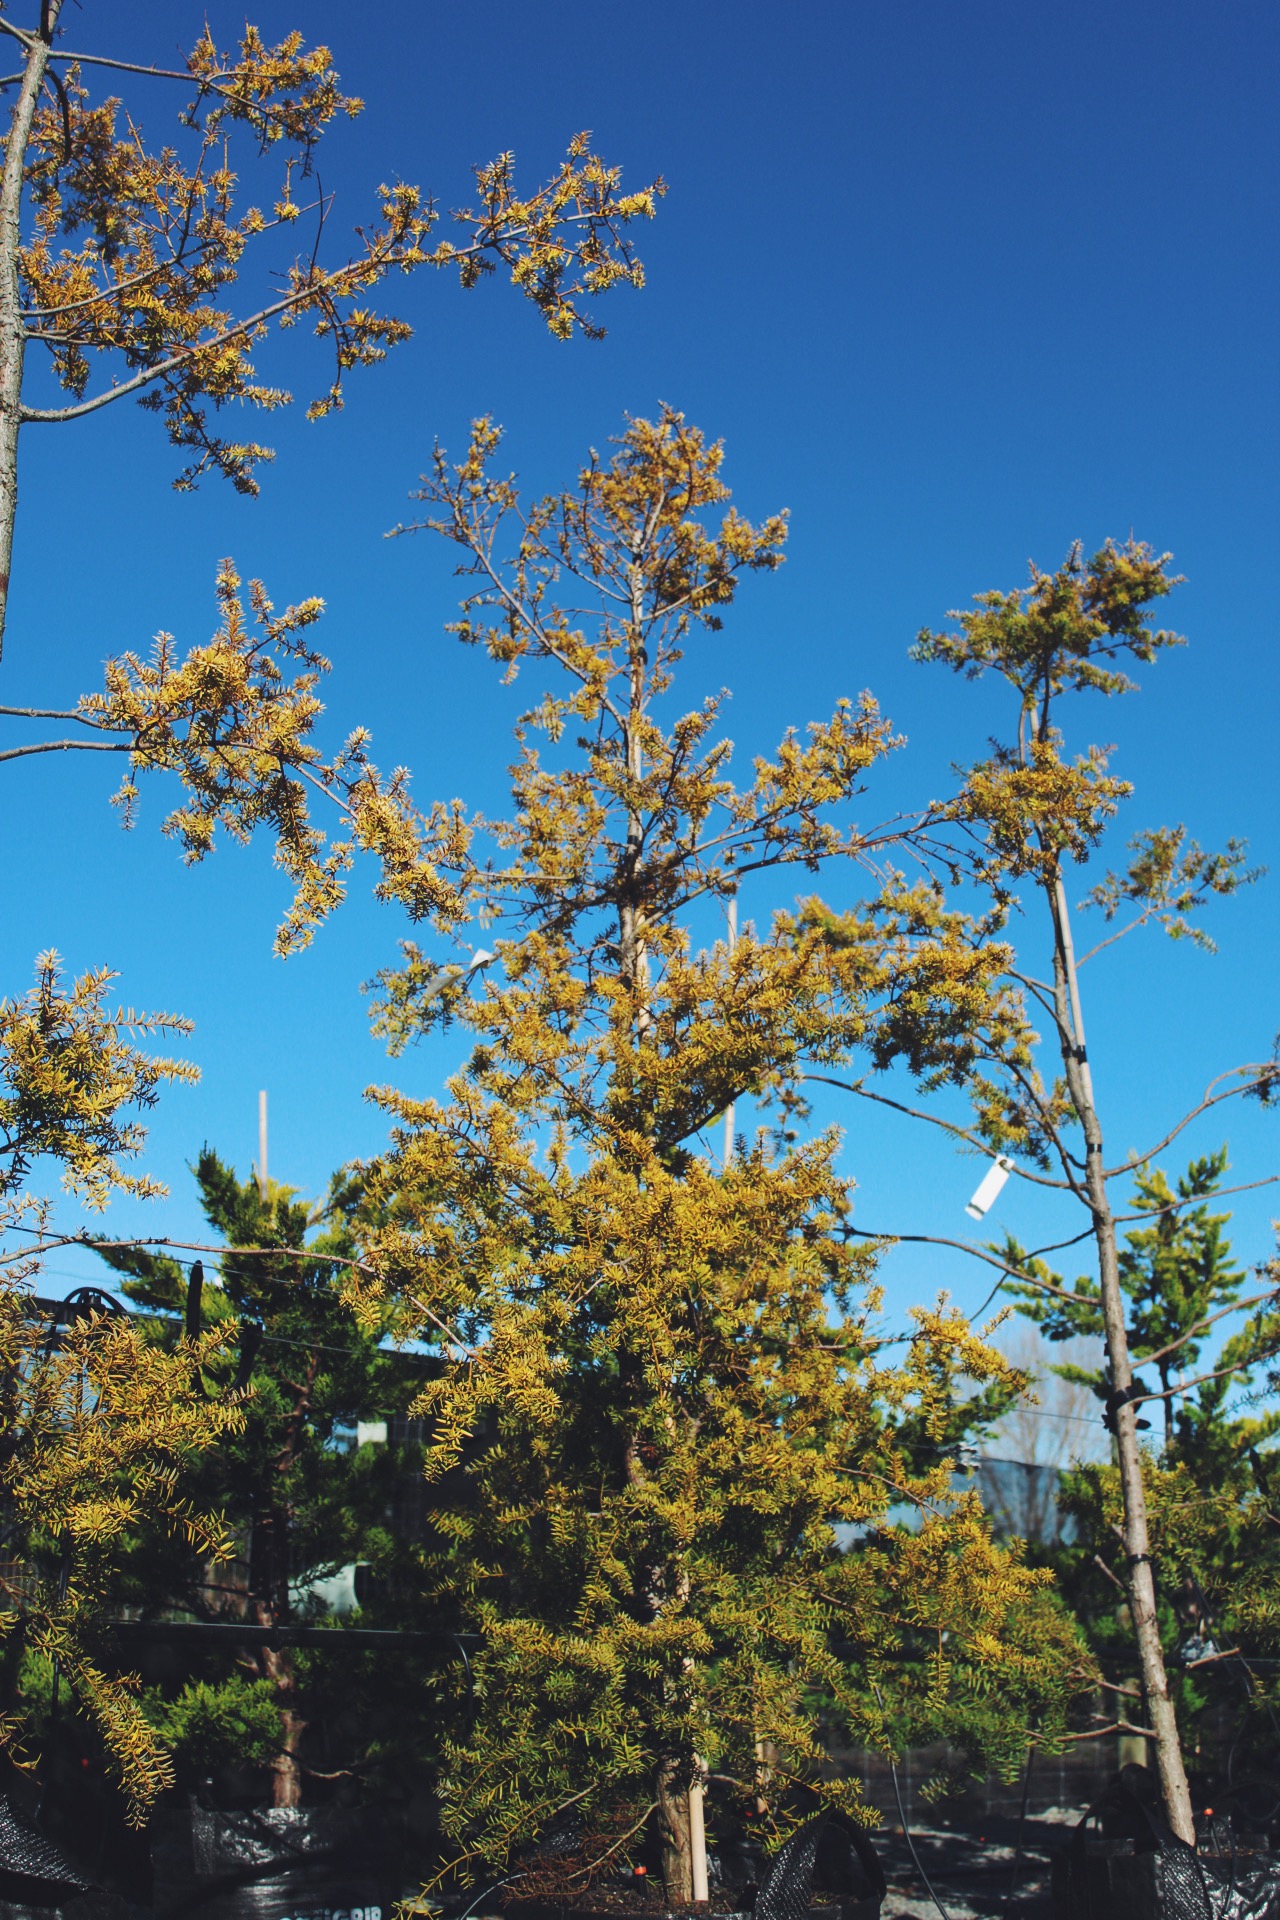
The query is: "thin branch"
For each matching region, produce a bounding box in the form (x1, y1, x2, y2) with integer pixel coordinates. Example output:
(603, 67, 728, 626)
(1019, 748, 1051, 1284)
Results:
(1076, 911, 1159, 967)
(21, 241, 219, 320)
(1114, 1174, 1280, 1227)
(19, 295, 295, 424)
(6, 1222, 483, 1365)
(1183, 1644, 1246, 1670)
(845, 1225, 1097, 1307)
(1007, 966, 1057, 1020)
(1108, 1067, 1277, 1178)
(41, 51, 202, 81)
(1136, 1287, 1280, 1369)
(1138, 1350, 1280, 1407)
(19, 204, 612, 428)
(1092, 1554, 1127, 1597)
(0, 702, 107, 724)
(1062, 1721, 1154, 1744)
(804, 1074, 1073, 1192)
(1094, 1668, 1139, 1694)
(0, 737, 130, 763)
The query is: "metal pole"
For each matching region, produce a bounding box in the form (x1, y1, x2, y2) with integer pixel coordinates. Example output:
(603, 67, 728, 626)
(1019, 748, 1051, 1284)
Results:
(258, 1089, 268, 1202)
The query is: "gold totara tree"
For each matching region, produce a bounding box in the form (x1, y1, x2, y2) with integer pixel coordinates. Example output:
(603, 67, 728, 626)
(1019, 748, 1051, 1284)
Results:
(0, 5, 660, 943)
(0, 3, 660, 657)
(800, 542, 1278, 1842)
(351, 412, 1088, 1904)
(0, 954, 244, 1820)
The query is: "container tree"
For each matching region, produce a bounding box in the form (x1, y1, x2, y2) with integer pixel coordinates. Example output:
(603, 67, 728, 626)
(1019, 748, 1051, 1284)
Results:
(800, 542, 1277, 1841)
(92, 1148, 437, 1811)
(353, 411, 1088, 1903)
(0, 956, 243, 1821)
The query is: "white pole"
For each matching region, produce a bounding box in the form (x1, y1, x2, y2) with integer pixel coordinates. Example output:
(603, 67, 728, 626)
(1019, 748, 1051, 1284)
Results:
(722, 893, 738, 1169)
(689, 1760, 709, 1903)
(258, 1089, 268, 1202)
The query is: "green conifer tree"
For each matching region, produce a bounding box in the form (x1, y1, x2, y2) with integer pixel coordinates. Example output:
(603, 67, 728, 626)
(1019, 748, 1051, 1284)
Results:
(94, 1150, 438, 1810)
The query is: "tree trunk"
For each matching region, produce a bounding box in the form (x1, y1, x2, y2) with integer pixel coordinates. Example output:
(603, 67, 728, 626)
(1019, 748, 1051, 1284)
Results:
(0, 3, 61, 664)
(251, 1496, 308, 1809)
(1049, 871, 1194, 1842)
(259, 1639, 306, 1809)
(657, 1759, 694, 1906)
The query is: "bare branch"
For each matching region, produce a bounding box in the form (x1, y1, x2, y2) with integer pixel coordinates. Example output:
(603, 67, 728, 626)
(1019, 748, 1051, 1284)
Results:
(0, 737, 130, 763)
(1076, 910, 1158, 967)
(804, 1074, 1073, 1192)
(0, 702, 107, 724)
(1114, 1174, 1280, 1227)
(0, 19, 38, 52)
(1107, 1068, 1278, 1178)
(845, 1223, 1098, 1306)
(1136, 1287, 1280, 1368)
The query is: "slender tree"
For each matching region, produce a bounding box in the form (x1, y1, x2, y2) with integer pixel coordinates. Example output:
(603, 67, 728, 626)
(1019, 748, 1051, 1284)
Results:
(802, 542, 1278, 1840)
(353, 413, 1087, 1901)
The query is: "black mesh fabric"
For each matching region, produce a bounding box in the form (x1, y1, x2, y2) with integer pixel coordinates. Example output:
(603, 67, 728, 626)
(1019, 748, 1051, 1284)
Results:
(0, 1794, 93, 1893)
(754, 1816, 827, 1920)
(1056, 1773, 1280, 1920)
(151, 1802, 397, 1920)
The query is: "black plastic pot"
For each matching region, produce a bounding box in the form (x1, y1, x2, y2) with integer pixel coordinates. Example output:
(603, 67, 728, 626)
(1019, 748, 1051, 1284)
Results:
(506, 1813, 883, 1920)
(1, 1789, 124, 1920)
(508, 1903, 878, 1920)
(1052, 1774, 1280, 1920)
(1051, 1838, 1280, 1919)
(151, 1802, 403, 1920)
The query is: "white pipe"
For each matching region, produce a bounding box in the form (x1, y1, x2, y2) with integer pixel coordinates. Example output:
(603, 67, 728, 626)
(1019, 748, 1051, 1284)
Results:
(689, 1761, 709, 1903)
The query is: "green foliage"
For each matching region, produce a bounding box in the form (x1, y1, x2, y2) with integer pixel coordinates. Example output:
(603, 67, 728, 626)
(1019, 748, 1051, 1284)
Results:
(145, 1676, 281, 1776)
(997, 1150, 1261, 1446)
(93, 1149, 438, 1807)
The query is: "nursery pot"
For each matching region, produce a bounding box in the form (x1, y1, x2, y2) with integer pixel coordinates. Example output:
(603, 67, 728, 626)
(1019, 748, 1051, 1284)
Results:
(1052, 1778, 1280, 1920)
(1051, 1836, 1280, 1920)
(151, 1801, 403, 1920)
(1, 1790, 124, 1920)
(507, 1902, 880, 1920)
(506, 1815, 883, 1920)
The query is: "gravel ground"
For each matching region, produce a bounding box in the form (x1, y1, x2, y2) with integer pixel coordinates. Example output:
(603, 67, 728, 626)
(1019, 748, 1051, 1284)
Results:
(871, 1803, 1083, 1918)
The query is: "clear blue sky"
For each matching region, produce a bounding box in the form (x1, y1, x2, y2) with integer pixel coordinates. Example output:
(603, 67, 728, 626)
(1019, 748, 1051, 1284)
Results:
(3, 0, 1276, 1334)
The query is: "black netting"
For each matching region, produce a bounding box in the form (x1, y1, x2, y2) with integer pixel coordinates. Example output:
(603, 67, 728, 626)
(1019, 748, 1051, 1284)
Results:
(1056, 1772, 1280, 1920)
(151, 1803, 398, 1920)
(754, 1817, 822, 1920)
(0, 1793, 93, 1894)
